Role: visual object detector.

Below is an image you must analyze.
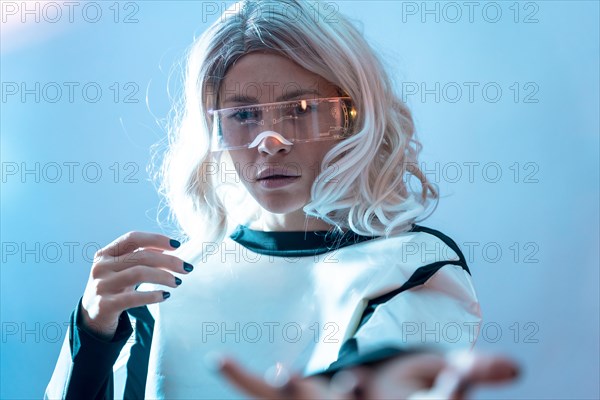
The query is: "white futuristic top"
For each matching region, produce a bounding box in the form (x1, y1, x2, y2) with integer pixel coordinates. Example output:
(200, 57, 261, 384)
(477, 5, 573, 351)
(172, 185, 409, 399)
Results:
(125, 224, 482, 399)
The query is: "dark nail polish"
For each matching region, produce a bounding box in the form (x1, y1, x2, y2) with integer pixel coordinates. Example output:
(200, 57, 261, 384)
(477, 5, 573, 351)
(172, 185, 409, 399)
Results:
(183, 262, 194, 272)
(163, 291, 171, 300)
(169, 239, 181, 248)
(175, 277, 182, 285)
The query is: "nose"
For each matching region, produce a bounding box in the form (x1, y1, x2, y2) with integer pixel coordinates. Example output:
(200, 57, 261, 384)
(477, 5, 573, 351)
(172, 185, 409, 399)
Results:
(257, 134, 292, 156)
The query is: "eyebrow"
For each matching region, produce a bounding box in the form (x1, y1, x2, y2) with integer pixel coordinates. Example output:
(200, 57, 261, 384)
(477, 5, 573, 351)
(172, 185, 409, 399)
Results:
(222, 88, 322, 106)
(277, 88, 321, 101)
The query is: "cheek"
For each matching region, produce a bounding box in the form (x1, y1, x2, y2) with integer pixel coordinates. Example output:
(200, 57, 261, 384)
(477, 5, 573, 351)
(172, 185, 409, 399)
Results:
(310, 144, 338, 169)
(228, 151, 255, 182)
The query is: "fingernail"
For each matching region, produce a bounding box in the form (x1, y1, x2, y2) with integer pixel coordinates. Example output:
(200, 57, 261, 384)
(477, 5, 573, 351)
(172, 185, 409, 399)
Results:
(264, 363, 290, 388)
(169, 239, 181, 248)
(183, 262, 194, 272)
(175, 277, 182, 286)
(163, 291, 171, 299)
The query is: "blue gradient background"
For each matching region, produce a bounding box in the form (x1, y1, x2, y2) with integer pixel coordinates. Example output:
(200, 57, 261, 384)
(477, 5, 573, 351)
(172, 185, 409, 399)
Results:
(1, 1, 598, 398)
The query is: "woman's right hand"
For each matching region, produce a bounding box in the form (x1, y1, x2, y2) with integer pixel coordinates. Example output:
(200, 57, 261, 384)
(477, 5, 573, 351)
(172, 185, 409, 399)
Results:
(79, 231, 193, 341)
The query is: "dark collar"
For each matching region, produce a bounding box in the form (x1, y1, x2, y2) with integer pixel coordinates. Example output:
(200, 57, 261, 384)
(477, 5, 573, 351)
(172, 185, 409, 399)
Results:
(229, 224, 381, 257)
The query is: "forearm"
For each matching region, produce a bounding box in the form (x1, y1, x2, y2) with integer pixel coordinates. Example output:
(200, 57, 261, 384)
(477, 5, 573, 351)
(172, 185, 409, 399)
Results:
(45, 298, 133, 399)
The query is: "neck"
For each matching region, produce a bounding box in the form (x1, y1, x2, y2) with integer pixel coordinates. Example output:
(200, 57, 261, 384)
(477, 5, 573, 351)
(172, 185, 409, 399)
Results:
(247, 209, 339, 232)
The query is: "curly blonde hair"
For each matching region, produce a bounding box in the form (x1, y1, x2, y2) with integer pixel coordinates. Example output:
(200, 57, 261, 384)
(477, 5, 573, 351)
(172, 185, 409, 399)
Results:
(149, 0, 438, 243)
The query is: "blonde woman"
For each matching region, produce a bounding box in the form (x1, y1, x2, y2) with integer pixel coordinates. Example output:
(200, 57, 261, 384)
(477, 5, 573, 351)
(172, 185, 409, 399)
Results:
(45, 1, 517, 399)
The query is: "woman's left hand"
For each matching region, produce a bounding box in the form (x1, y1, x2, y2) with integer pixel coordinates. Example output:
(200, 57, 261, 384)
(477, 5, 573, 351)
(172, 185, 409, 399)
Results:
(215, 350, 519, 400)
(215, 356, 352, 400)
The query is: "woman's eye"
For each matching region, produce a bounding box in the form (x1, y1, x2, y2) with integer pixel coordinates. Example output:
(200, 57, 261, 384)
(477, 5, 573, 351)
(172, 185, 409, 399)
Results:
(293, 101, 316, 116)
(229, 110, 259, 123)
(227, 110, 260, 125)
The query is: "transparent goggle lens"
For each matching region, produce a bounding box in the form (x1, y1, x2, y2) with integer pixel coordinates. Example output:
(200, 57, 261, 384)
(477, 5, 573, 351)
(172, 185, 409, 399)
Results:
(208, 97, 355, 152)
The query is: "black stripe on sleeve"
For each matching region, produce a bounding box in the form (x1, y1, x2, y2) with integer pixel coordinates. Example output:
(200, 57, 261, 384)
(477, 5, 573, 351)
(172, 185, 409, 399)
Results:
(357, 260, 465, 330)
(310, 262, 454, 377)
(123, 306, 155, 399)
(67, 297, 133, 399)
(310, 225, 471, 378)
(410, 224, 470, 273)
(306, 340, 429, 378)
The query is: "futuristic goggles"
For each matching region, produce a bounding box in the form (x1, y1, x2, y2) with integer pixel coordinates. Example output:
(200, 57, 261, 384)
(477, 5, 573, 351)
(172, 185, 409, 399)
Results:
(208, 97, 356, 152)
